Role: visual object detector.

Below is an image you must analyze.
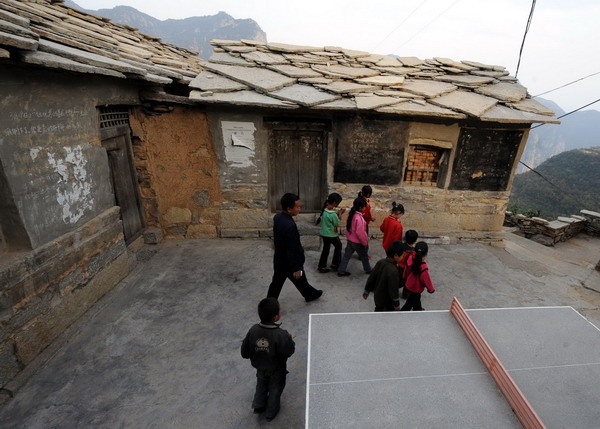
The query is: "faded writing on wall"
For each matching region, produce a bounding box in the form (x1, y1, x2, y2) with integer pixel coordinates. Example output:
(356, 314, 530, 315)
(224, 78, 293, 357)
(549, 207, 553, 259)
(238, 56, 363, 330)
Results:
(3, 108, 87, 137)
(221, 121, 256, 168)
(45, 145, 94, 224)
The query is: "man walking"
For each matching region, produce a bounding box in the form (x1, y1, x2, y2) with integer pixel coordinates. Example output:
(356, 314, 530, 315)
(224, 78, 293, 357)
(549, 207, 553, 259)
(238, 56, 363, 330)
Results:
(267, 193, 323, 302)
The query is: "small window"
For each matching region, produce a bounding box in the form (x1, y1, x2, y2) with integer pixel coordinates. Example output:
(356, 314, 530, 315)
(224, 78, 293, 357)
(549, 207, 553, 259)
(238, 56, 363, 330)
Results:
(404, 145, 447, 186)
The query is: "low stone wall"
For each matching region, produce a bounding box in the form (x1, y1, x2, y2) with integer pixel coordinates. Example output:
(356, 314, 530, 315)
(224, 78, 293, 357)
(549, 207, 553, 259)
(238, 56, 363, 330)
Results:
(504, 209, 600, 246)
(0, 207, 130, 394)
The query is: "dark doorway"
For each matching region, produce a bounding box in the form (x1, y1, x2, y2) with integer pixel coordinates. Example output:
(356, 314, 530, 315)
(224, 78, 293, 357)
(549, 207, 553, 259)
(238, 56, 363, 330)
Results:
(100, 116, 144, 244)
(269, 129, 326, 212)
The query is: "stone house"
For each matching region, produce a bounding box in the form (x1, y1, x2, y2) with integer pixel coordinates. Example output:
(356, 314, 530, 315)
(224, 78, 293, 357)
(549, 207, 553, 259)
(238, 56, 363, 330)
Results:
(0, 0, 221, 393)
(0, 0, 558, 395)
(189, 40, 558, 242)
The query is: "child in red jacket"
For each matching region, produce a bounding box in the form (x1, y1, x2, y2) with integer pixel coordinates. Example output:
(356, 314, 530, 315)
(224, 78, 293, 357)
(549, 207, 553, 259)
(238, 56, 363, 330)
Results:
(400, 241, 435, 311)
(380, 202, 404, 251)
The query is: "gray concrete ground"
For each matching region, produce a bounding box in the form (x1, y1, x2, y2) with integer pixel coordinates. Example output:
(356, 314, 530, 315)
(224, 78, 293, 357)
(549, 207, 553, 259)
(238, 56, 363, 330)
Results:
(1, 231, 600, 428)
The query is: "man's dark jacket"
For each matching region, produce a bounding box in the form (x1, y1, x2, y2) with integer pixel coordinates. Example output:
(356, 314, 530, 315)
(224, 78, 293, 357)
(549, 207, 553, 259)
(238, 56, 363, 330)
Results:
(273, 212, 304, 272)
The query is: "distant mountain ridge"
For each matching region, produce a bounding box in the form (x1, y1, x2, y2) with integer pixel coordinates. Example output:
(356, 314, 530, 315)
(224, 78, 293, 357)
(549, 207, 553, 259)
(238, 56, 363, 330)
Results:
(65, 1, 267, 58)
(509, 146, 600, 219)
(518, 97, 600, 172)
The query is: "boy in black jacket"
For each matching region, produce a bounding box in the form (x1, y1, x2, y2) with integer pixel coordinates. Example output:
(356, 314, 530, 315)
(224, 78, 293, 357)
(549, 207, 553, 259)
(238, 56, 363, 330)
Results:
(241, 298, 295, 421)
(362, 241, 404, 311)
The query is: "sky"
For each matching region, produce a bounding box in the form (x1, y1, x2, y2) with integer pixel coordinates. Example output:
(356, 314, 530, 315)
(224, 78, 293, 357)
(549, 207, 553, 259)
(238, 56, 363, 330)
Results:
(75, 0, 600, 113)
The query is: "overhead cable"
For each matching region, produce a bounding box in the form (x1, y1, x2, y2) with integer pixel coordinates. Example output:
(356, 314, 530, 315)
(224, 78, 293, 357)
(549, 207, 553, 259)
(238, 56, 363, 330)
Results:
(533, 71, 600, 97)
(531, 97, 600, 129)
(515, 0, 536, 78)
(371, 0, 429, 52)
(393, 0, 461, 51)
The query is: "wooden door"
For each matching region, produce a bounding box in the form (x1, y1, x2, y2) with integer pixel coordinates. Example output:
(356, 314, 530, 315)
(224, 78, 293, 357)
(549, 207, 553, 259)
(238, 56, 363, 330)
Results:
(269, 129, 325, 212)
(101, 126, 144, 243)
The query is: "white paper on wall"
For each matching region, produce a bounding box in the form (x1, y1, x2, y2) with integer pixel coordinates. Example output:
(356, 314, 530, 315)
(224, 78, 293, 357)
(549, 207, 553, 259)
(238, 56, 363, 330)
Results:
(221, 121, 256, 167)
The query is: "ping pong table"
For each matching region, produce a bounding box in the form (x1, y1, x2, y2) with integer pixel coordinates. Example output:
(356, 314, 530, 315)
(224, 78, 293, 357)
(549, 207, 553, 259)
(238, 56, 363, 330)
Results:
(306, 304, 600, 428)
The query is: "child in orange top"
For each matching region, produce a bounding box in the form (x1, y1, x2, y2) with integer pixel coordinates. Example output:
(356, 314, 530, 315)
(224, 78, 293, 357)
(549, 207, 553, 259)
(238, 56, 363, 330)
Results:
(380, 202, 404, 251)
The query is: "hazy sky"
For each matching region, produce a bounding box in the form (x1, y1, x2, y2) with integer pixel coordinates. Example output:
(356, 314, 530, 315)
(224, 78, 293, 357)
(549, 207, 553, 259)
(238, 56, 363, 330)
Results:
(75, 0, 600, 113)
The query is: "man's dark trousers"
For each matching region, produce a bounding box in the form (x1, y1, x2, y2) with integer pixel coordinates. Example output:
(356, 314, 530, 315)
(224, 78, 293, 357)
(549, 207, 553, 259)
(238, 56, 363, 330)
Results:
(267, 269, 318, 300)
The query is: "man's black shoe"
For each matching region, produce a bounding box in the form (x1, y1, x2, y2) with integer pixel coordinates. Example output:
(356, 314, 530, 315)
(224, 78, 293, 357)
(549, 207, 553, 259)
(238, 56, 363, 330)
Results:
(305, 290, 323, 302)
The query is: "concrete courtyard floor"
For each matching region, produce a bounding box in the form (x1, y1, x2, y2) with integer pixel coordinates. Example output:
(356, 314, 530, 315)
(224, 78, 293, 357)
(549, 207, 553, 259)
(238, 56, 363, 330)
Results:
(1, 231, 600, 428)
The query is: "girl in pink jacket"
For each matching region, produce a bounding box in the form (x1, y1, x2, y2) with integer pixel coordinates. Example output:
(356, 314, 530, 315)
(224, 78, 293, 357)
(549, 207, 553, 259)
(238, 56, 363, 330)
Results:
(400, 241, 435, 311)
(337, 198, 372, 276)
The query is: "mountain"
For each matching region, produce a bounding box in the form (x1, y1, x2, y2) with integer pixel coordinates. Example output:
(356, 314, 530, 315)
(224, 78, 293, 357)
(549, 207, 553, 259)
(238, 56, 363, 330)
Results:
(518, 97, 600, 172)
(509, 147, 600, 219)
(64, 1, 267, 58)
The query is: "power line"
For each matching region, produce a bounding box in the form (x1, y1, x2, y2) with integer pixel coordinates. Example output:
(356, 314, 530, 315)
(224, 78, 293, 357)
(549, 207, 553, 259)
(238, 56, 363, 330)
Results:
(371, 0, 429, 52)
(533, 71, 600, 97)
(531, 97, 600, 129)
(514, 0, 536, 78)
(393, 0, 462, 51)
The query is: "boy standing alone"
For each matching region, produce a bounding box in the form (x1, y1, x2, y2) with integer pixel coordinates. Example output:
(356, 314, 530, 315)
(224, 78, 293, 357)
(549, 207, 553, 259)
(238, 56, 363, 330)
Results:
(241, 298, 295, 421)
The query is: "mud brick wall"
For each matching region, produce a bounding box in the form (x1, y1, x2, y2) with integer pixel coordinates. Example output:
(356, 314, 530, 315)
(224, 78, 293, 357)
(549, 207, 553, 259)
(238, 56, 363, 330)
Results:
(0, 207, 129, 390)
(129, 106, 221, 239)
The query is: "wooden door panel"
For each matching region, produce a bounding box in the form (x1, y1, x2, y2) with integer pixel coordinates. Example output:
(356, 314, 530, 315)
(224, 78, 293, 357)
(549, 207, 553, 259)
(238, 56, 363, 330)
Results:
(298, 132, 324, 212)
(270, 130, 299, 212)
(102, 130, 144, 243)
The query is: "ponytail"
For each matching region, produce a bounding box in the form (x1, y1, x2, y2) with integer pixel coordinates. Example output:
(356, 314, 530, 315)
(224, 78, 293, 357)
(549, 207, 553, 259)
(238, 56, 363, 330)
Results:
(346, 197, 366, 233)
(316, 192, 343, 225)
(411, 241, 428, 274)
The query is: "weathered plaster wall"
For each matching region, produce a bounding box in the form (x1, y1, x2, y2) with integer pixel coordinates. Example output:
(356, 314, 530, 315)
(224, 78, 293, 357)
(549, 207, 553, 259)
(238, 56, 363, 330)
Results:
(0, 67, 141, 392)
(0, 67, 139, 249)
(130, 106, 221, 238)
(206, 110, 271, 238)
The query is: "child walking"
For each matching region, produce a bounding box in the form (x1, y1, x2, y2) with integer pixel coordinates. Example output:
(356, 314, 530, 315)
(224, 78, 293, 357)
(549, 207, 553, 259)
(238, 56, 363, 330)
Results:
(362, 241, 404, 311)
(337, 198, 372, 276)
(380, 201, 404, 252)
(241, 298, 295, 421)
(398, 230, 418, 299)
(400, 242, 435, 311)
(357, 185, 375, 229)
(317, 193, 345, 273)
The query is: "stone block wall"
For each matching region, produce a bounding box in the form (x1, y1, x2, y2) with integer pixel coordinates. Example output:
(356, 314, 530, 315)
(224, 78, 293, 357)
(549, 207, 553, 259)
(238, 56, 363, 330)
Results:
(504, 209, 600, 246)
(129, 107, 222, 239)
(328, 184, 507, 242)
(0, 207, 129, 391)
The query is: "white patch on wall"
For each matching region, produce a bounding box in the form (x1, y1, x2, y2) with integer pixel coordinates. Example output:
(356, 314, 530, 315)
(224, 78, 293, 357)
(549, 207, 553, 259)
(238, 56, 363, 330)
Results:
(221, 121, 256, 168)
(29, 147, 41, 160)
(47, 145, 93, 224)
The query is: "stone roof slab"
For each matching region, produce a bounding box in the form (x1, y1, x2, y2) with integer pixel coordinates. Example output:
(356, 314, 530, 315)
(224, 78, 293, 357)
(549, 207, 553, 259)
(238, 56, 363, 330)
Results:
(355, 75, 405, 86)
(430, 90, 498, 117)
(475, 82, 528, 102)
(354, 95, 402, 110)
(400, 79, 457, 98)
(189, 71, 248, 92)
(267, 64, 323, 78)
(189, 89, 298, 108)
(21, 50, 126, 78)
(506, 98, 555, 116)
(241, 50, 288, 64)
(312, 64, 380, 78)
(435, 74, 496, 87)
(398, 56, 424, 66)
(376, 100, 467, 119)
(209, 52, 254, 66)
(267, 42, 322, 53)
(199, 61, 296, 92)
(312, 98, 357, 110)
(316, 81, 376, 94)
(270, 84, 340, 106)
(480, 105, 560, 124)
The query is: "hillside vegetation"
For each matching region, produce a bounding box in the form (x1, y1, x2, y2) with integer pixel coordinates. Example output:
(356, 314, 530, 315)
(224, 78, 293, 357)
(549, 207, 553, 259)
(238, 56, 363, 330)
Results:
(509, 147, 600, 219)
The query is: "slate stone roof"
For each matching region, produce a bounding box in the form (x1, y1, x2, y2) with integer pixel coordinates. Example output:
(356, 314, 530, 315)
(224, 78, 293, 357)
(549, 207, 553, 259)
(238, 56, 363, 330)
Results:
(190, 40, 558, 124)
(0, 0, 202, 85)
